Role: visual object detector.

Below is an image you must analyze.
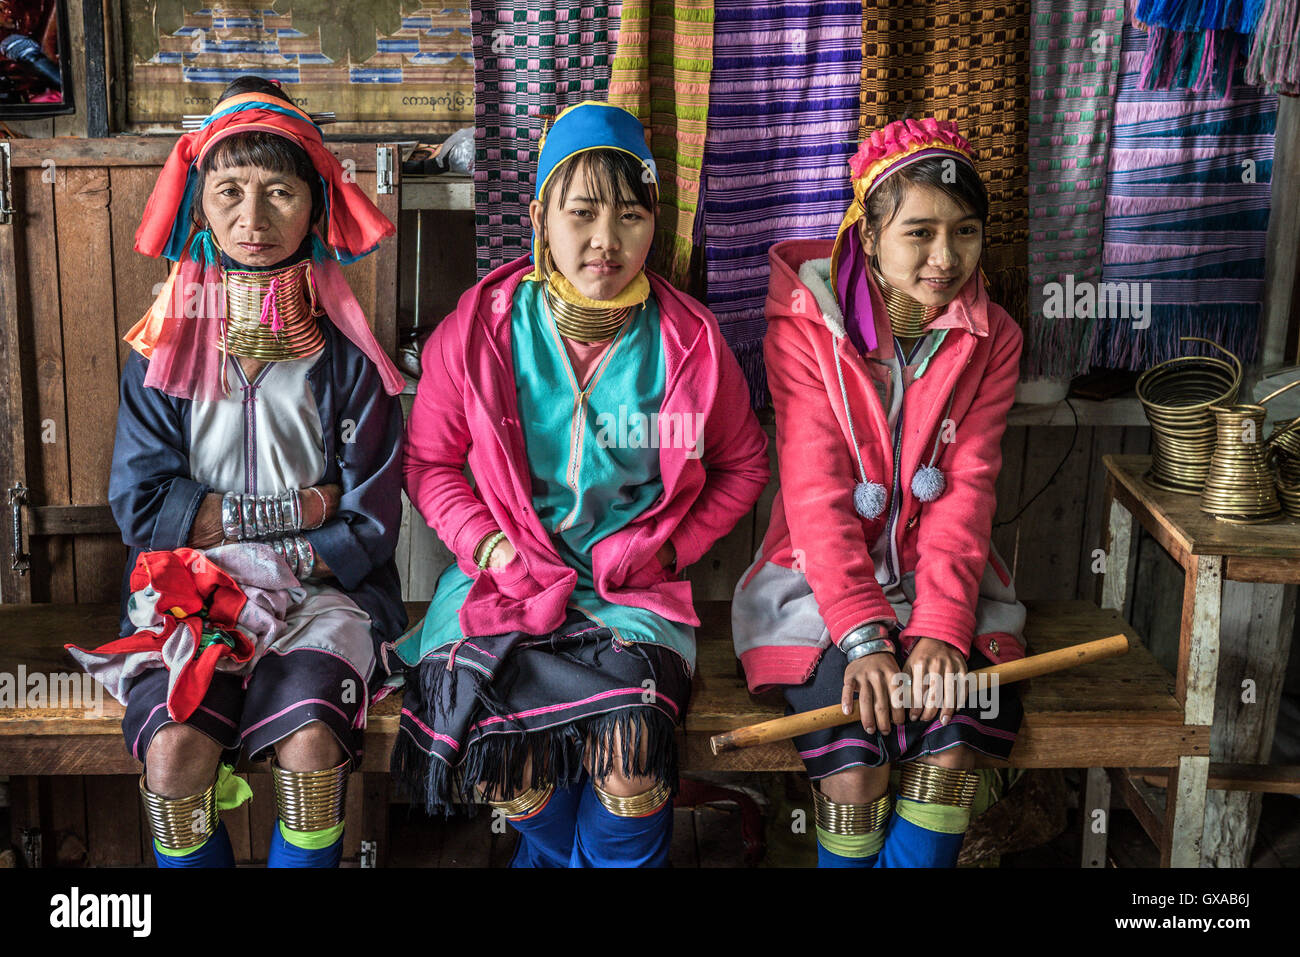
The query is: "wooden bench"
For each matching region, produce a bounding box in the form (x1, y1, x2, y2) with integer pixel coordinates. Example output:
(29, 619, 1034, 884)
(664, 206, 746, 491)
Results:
(0, 598, 1202, 865)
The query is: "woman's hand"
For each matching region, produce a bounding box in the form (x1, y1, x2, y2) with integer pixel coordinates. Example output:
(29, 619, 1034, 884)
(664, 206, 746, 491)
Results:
(904, 637, 967, 726)
(841, 652, 905, 735)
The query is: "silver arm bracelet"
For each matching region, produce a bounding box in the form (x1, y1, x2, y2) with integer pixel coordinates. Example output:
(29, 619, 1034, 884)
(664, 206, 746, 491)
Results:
(292, 534, 314, 581)
(840, 622, 894, 662)
(239, 494, 256, 541)
(221, 492, 243, 540)
(844, 638, 896, 663)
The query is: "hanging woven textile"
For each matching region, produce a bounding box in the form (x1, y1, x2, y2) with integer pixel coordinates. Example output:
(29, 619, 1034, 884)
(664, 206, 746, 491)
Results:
(607, 0, 714, 291)
(700, 0, 862, 409)
(1026, 0, 1126, 380)
(1094, 22, 1277, 370)
(859, 1, 1031, 333)
(471, 0, 623, 278)
(1245, 0, 1299, 94)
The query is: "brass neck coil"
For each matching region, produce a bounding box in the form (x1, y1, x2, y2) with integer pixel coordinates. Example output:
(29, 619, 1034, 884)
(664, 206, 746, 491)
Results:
(222, 259, 324, 362)
(872, 262, 944, 340)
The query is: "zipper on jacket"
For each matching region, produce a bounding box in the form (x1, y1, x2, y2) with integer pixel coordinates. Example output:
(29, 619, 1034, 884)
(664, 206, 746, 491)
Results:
(882, 406, 906, 589)
(558, 390, 588, 532)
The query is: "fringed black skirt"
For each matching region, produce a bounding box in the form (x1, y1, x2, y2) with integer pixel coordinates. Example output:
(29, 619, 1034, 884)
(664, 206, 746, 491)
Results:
(786, 642, 1023, 781)
(392, 609, 691, 816)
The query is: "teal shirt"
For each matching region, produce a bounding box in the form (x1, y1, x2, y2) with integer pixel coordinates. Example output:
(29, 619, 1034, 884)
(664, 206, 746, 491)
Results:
(397, 278, 696, 671)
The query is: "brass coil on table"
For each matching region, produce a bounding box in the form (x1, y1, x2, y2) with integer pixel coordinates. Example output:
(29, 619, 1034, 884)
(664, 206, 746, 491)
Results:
(1136, 338, 1242, 494)
(1200, 404, 1282, 524)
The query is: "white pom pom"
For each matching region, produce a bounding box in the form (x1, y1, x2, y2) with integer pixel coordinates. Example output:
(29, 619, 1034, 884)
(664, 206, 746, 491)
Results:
(911, 465, 946, 502)
(853, 480, 887, 519)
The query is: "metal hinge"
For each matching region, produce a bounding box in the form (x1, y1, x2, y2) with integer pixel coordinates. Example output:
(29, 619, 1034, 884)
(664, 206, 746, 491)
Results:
(8, 483, 28, 575)
(360, 839, 377, 868)
(0, 142, 14, 225)
(375, 146, 395, 195)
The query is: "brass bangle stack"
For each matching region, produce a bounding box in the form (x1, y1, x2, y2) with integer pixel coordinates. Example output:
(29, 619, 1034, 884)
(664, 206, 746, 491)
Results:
(1136, 337, 1242, 494)
(591, 778, 671, 818)
(271, 758, 349, 832)
(897, 763, 980, 809)
(487, 780, 556, 819)
(812, 788, 892, 834)
(139, 773, 219, 850)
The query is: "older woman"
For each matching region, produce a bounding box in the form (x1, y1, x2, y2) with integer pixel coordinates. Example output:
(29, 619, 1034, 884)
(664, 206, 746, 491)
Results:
(67, 75, 406, 868)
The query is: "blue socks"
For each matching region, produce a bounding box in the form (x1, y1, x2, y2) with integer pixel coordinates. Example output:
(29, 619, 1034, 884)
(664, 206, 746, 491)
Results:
(508, 781, 582, 868)
(267, 820, 345, 868)
(152, 821, 236, 869)
(568, 779, 673, 868)
(874, 798, 969, 868)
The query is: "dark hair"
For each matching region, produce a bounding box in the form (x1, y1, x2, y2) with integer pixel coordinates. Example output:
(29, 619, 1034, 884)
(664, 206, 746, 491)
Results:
(191, 75, 325, 230)
(861, 156, 988, 243)
(540, 148, 657, 224)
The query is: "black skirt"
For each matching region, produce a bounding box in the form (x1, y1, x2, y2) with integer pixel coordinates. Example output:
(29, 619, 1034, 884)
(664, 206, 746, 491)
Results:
(392, 609, 691, 815)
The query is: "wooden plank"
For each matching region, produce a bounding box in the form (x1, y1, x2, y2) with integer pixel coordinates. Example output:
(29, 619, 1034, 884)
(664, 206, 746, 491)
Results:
(8, 777, 41, 866)
(1164, 755, 1210, 867)
(51, 0, 89, 139)
(85, 775, 141, 866)
(1201, 580, 1296, 866)
(109, 165, 167, 387)
(1078, 428, 1127, 604)
(0, 164, 30, 604)
(436, 805, 492, 867)
(1100, 483, 1134, 616)
(54, 164, 124, 604)
(1080, 767, 1111, 868)
(1013, 425, 1091, 601)
(47, 776, 88, 867)
(1007, 396, 1147, 427)
(26, 504, 118, 536)
(1179, 555, 1223, 721)
(1109, 766, 1166, 848)
(15, 166, 74, 603)
(992, 425, 1027, 580)
(1133, 764, 1300, 795)
(8, 139, 176, 167)
(669, 806, 699, 868)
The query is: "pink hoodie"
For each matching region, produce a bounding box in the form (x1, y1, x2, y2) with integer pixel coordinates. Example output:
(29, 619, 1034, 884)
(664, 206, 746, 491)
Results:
(732, 239, 1025, 692)
(404, 256, 769, 644)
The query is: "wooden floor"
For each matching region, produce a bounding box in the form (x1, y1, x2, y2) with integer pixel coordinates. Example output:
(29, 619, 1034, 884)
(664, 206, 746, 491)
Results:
(384, 775, 1300, 868)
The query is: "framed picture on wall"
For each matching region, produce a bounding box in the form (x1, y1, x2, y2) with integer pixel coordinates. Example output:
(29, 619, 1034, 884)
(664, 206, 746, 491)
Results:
(117, 1, 473, 136)
(0, 0, 75, 117)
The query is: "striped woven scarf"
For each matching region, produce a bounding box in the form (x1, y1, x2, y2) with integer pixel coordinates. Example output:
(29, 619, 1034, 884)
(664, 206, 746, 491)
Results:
(702, 0, 862, 408)
(859, 1, 1031, 331)
(471, 1, 623, 278)
(1094, 23, 1277, 370)
(1026, 0, 1125, 379)
(608, 0, 714, 292)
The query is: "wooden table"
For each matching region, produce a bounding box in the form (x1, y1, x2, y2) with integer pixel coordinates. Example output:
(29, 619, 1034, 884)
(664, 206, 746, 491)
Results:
(1096, 454, 1300, 867)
